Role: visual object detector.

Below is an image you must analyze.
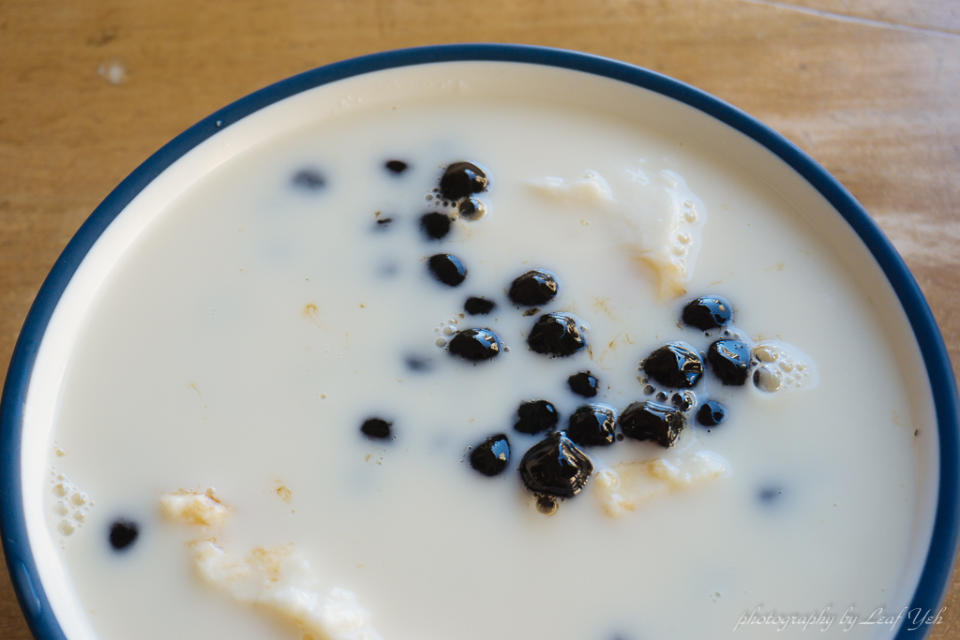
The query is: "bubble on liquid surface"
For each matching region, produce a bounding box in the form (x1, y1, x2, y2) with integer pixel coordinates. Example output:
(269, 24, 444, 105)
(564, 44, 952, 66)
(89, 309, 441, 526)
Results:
(751, 341, 817, 392)
(49, 469, 93, 539)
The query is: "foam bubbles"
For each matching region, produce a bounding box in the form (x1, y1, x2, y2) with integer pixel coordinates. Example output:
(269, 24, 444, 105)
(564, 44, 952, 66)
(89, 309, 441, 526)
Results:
(49, 470, 93, 538)
(433, 314, 462, 350)
(751, 341, 818, 392)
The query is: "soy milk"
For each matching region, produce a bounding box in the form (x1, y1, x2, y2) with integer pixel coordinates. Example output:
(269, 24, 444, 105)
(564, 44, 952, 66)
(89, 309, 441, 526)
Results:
(24, 63, 937, 639)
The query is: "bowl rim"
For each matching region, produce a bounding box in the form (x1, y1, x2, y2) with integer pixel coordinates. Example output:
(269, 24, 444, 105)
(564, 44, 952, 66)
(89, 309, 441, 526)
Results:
(1, 43, 957, 639)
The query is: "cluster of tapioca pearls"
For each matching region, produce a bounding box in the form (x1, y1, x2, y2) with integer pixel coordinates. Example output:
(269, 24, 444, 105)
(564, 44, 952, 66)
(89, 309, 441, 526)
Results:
(350, 163, 785, 514)
(348, 161, 740, 512)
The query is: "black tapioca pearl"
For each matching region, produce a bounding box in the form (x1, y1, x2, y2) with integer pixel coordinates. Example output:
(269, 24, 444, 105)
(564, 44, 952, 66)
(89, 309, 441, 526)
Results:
(109, 518, 139, 551)
(619, 400, 686, 448)
(707, 339, 752, 385)
(758, 486, 784, 504)
(514, 400, 559, 435)
(696, 400, 726, 427)
(292, 168, 326, 190)
(519, 431, 593, 498)
(642, 341, 703, 388)
(404, 355, 432, 373)
(567, 405, 617, 446)
(427, 253, 467, 286)
(419, 212, 452, 240)
(469, 433, 510, 476)
(360, 417, 393, 440)
(439, 161, 488, 200)
(384, 159, 409, 174)
(458, 196, 486, 220)
(527, 312, 587, 357)
(448, 328, 502, 362)
(567, 371, 599, 398)
(682, 295, 733, 331)
(508, 270, 558, 306)
(464, 296, 496, 315)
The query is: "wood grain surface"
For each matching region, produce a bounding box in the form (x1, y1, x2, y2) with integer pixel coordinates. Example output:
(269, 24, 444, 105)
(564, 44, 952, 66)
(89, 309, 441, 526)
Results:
(1, 1, 958, 638)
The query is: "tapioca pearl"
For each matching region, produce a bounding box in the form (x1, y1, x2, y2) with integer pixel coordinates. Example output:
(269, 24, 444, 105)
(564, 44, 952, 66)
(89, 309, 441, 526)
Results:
(403, 355, 432, 373)
(514, 400, 559, 435)
(619, 400, 686, 448)
(58, 521, 76, 536)
(757, 486, 784, 505)
(427, 253, 467, 286)
(641, 342, 703, 389)
(291, 168, 326, 190)
(439, 161, 488, 200)
(469, 433, 511, 477)
(567, 371, 599, 398)
(508, 269, 559, 306)
(681, 295, 733, 331)
(707, 339, 752, 385)
(567, 405, 617, 447)
(419, 212, 452, 240)
(108, 518, 139, 551)
(384, 159, 409, 174)
(527, 312, 587, 357)
(448, 328, 503, 362)
(360, 418, 393, 440)
(519, 432, 593, 499)
(464, 296, 495, 315)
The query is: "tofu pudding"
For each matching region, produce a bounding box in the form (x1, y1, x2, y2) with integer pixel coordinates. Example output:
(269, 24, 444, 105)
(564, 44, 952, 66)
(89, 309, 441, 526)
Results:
(12, 59, 942, 640)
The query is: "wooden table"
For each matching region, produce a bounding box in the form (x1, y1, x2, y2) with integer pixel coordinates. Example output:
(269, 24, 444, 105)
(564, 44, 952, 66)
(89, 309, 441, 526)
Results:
(1, 1, 958, 637)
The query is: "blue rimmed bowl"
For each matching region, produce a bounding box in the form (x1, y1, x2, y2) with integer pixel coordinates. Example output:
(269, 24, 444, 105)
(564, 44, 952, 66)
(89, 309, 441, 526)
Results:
(1, 44, 957, 639)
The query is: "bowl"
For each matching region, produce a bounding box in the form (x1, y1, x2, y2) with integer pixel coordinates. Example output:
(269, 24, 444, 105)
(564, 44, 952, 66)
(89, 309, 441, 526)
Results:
(2, 44, 957, 640)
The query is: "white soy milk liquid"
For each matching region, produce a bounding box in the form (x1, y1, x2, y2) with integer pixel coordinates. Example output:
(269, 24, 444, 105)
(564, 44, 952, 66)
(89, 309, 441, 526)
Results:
(34, 64, 936, 639)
